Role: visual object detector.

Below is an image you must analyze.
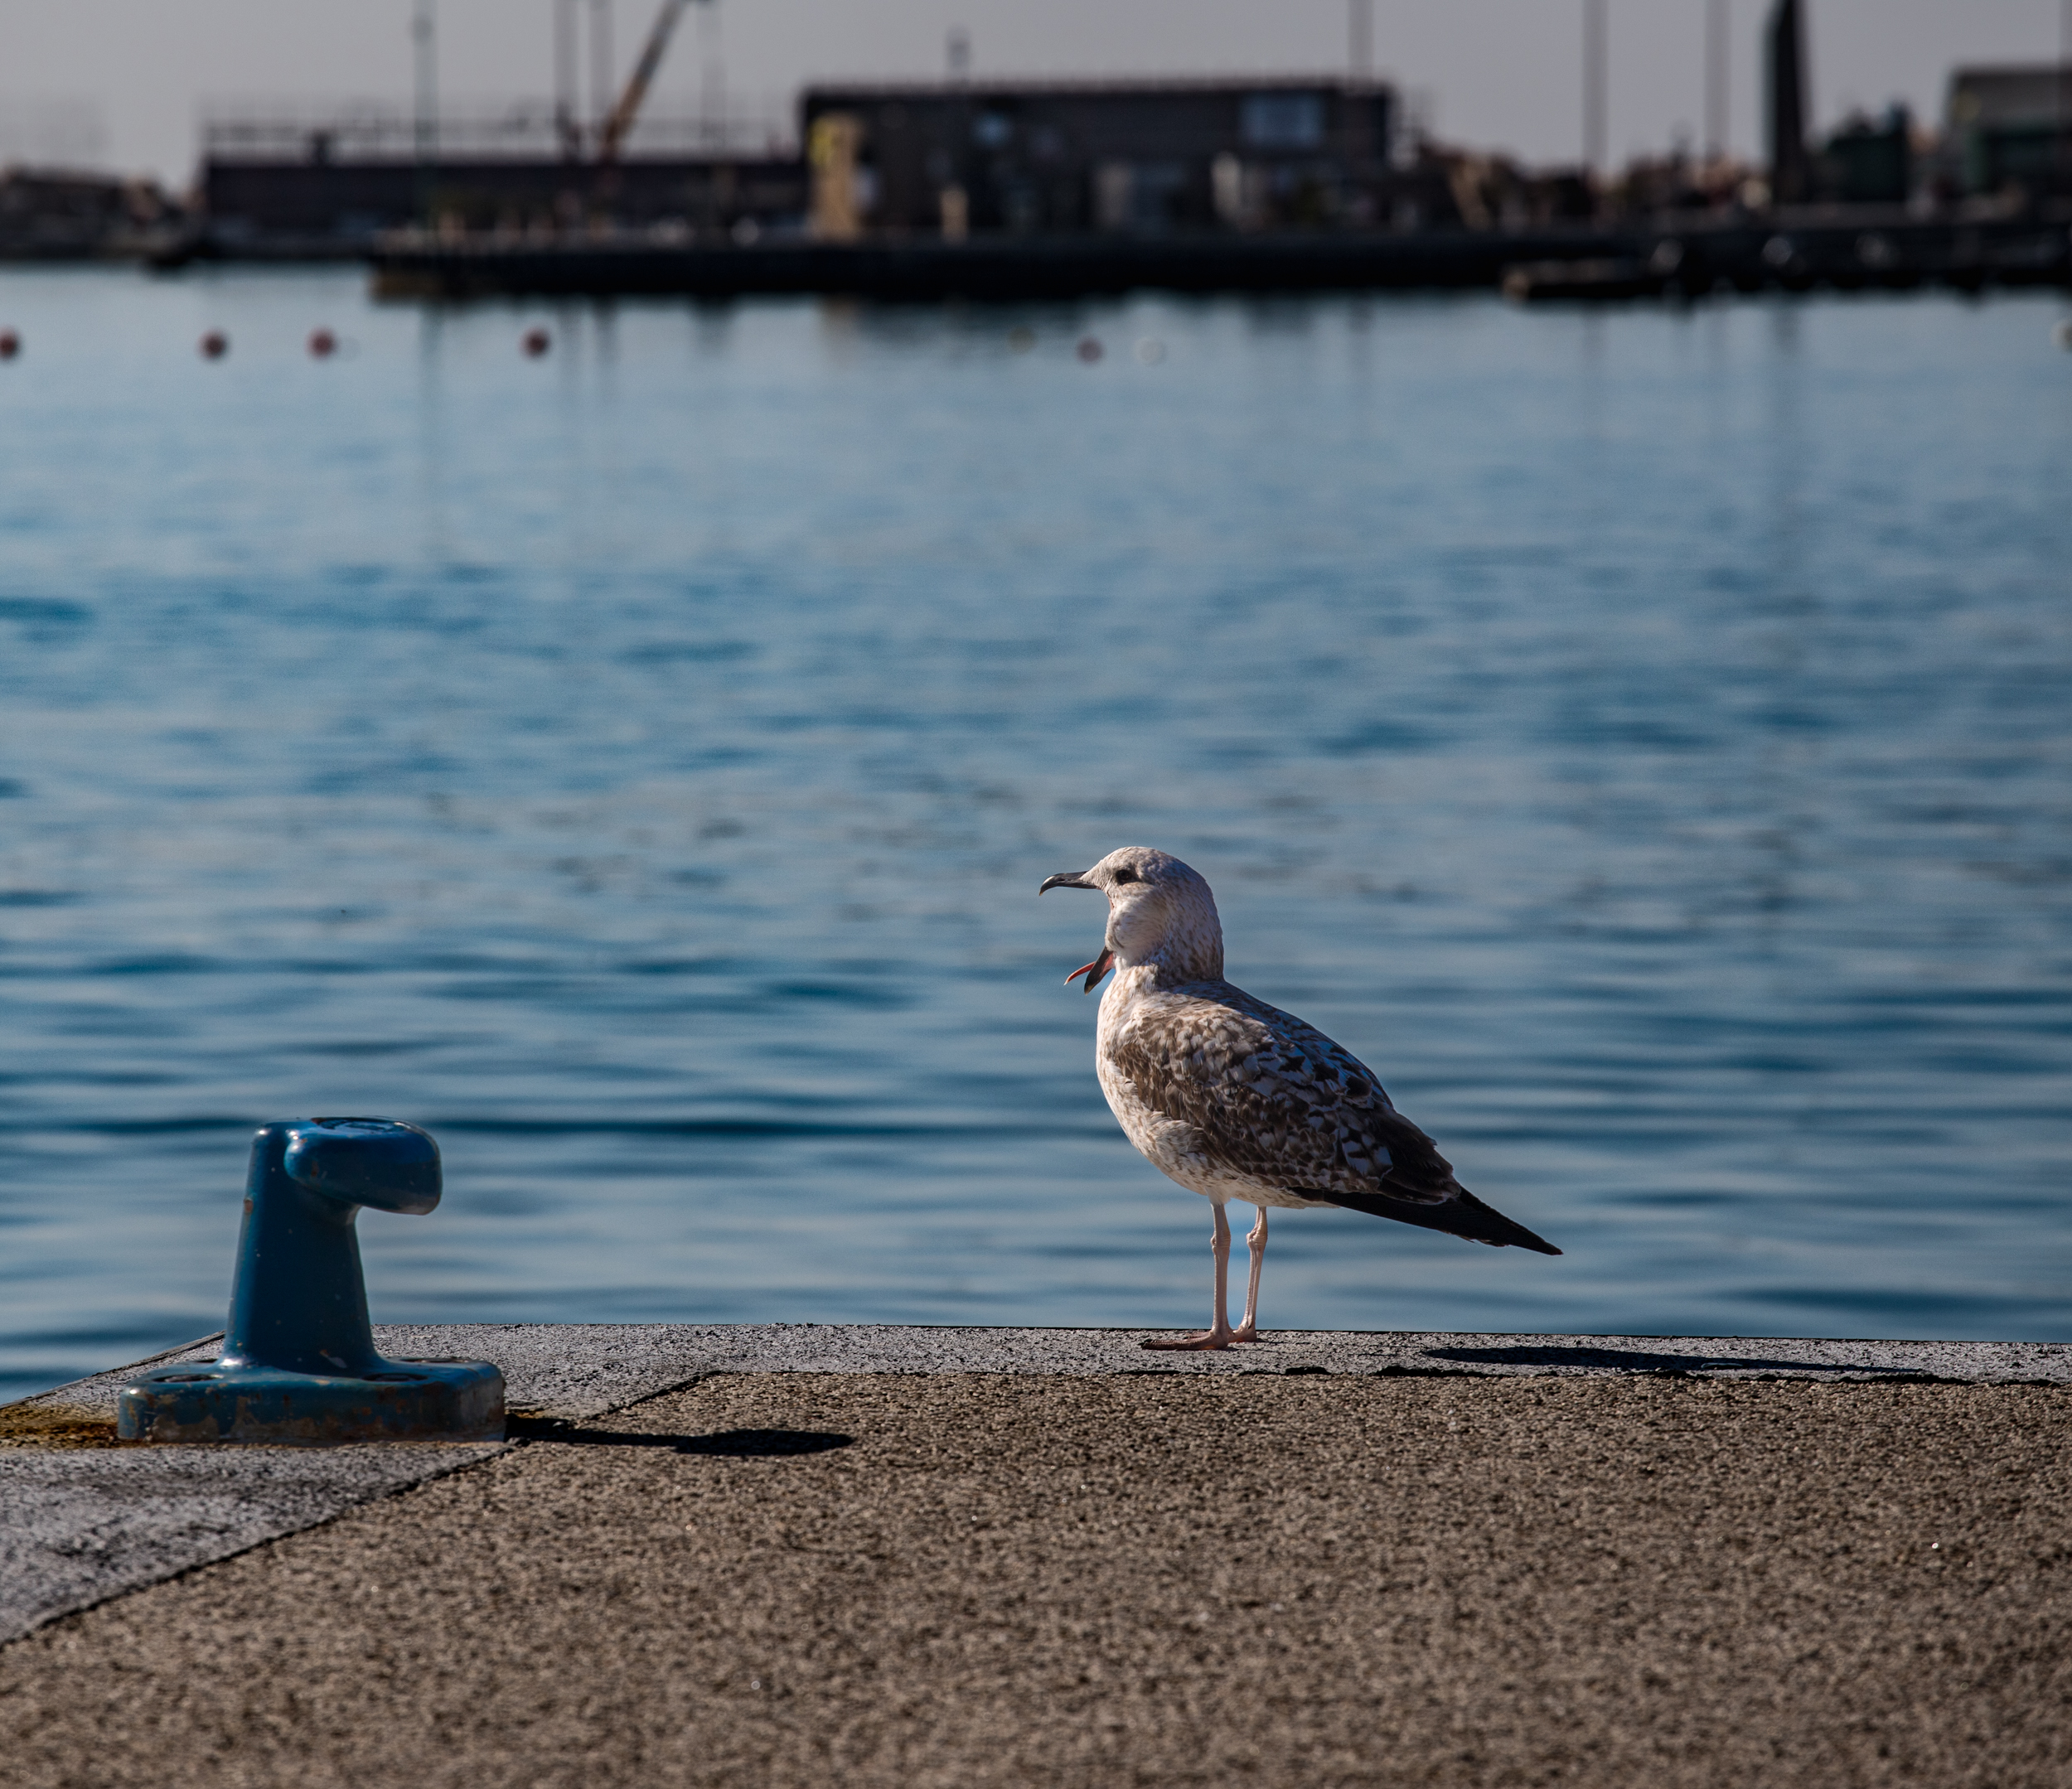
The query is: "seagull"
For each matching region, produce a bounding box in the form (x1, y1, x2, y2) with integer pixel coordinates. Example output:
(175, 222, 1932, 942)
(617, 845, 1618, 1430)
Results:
(1040, 846, 1559, 1351)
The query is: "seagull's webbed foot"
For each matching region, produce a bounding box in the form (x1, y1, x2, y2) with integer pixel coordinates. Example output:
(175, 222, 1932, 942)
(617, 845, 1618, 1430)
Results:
(1226, 1324, 1265, 1345)
(1140, 1326, 1235, 1351)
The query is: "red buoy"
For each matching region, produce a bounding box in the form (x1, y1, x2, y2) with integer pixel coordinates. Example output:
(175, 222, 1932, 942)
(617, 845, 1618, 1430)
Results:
(1076, 336, 1103, 364)
(308, 327, 337, 359)
(200, 331, 228, 360)
(522, 327, 551, 358)
(0, 328, 18, 360)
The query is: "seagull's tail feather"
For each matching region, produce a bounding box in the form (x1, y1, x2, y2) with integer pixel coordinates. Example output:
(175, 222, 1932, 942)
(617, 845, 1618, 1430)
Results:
(1300, 1185, 1562, 1255)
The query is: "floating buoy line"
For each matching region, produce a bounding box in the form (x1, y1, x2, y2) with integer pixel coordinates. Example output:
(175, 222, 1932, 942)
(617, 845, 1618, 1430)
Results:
(0, 322, 1190, 367)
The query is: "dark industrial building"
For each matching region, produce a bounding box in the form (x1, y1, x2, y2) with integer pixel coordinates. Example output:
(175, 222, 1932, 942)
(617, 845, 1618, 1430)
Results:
(198, 114, 805, 252)
(0, 167, 182, 260)
(1944, 65, 2072, 198)
(193, 76, 1399, 253)
(1817, 107, 1912, 205)
(184, 0, 2071, 284)
(799, 77, 1395, 237)
(193, 0, 805, 252)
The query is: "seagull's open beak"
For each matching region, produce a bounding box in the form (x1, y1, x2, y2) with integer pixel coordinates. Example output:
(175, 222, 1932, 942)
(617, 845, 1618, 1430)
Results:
(1038, 870, 1111, 992)
(1067, 948, 1116, 994)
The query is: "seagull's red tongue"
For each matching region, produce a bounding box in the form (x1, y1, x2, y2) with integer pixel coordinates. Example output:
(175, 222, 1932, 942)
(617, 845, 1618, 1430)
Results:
(1067, 947, 1116, 993)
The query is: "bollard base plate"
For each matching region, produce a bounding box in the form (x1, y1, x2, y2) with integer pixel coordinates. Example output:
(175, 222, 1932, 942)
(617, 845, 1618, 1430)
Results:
(114, 1358, 504, 1445)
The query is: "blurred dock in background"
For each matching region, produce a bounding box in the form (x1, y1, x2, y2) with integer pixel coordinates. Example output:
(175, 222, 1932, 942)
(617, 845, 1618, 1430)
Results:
(364, 206, 2071, 302)
(4, 0, 2070, 305)
(221, 58, 2072, 303)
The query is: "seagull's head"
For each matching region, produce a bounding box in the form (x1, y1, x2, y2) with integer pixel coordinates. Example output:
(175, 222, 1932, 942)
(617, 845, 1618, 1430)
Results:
(1038, 847, 1223, 993)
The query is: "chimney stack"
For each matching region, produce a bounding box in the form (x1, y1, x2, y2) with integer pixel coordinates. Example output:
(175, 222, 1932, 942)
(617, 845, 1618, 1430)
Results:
(1765, 0, 1811, 202)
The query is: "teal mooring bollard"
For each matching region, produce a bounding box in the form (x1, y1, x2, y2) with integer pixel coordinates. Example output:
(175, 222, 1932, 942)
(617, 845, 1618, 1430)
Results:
(116, 1119, 504, 1444)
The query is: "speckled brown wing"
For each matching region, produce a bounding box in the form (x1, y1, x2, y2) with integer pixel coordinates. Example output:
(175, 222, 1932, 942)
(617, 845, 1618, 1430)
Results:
(1103, 981, 1455, 1206)
(1106, 980, 1563, 1255)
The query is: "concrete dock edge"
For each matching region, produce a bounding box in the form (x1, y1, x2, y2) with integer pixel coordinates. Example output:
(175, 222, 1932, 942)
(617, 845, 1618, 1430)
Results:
(4, 1322, 2065, 1646)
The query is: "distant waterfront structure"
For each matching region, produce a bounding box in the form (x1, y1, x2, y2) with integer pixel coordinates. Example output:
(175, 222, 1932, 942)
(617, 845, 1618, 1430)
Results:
(1818, 105, 1910, 205)
(798, 77, 1393, 237)
(3, 0, 2061, 281)
(194, 105, 800, 254)
(1944, 64, 2072, 199)
(0, 167, 179, 260)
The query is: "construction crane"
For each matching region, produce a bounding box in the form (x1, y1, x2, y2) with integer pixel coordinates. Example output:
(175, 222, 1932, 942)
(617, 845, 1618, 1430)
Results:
(595, 0, 707, 163)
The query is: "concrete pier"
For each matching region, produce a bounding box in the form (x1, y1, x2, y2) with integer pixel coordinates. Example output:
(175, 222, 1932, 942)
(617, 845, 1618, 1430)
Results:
(3, 1325, 2068, 1786)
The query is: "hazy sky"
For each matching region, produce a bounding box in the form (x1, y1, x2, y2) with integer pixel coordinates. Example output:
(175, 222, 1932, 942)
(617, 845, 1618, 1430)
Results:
(2, 1, 2065, 187)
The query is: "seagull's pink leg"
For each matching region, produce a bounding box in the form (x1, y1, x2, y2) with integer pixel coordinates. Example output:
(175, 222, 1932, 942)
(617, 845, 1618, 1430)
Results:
(1229, 1206, 1268, 1342)
(1142, 1202, 1235, 1351)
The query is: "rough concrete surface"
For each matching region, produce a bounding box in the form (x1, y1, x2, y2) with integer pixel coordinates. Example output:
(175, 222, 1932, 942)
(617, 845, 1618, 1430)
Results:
(7, 1325, 2067, 1648)
(3, 1369, 2067, 1787)
(0, 1324, 727, 1646)
(480, 1321, 2070, 1383)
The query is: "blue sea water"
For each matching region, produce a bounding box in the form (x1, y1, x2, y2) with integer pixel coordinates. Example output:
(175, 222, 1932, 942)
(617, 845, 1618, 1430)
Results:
(0, 268, 2068, 1400)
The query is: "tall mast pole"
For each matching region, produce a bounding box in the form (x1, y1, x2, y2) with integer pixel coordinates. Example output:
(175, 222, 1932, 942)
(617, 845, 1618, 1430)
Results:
(1583, 0, 1607, 179)
(1706, 0, 1728, 165)
(413, 0, 438, 165)
(590, 0, 615, 136)
(555, 0, 580, 157)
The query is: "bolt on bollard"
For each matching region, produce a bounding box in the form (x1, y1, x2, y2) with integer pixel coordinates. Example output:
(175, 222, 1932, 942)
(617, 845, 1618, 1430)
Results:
(116, 1119, 504, 1444)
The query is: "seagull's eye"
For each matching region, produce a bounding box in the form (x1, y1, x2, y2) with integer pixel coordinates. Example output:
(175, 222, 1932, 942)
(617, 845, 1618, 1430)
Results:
(1111, 868, 1138, 885)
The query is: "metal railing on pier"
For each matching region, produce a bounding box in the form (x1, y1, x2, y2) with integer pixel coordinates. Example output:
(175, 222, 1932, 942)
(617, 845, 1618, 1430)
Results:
(201, 99, 792, 164)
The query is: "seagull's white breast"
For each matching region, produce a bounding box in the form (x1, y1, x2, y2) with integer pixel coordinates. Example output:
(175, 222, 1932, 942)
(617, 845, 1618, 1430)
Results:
(1094, 974, 1331, 1209)
(1095, 1042, 1237, 1198)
